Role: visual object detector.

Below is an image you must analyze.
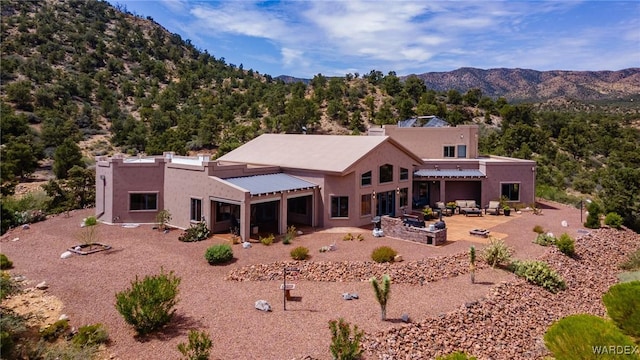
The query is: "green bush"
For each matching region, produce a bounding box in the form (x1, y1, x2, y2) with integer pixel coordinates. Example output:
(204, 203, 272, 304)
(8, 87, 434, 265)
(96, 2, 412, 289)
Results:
(0, 309, 27, 357)
(619, 249, 640, 271)
(177, 329, 213, 360)
(72, 323, 109, 348)
(83, 216, 97, 226)
(533, 233, 556, 246)
(290, 246, 309, 260)
(556, 233, 575, 257)
(0, 271, 19, 300)
(205, 244, 233, 265)
(115, 269, 181, 335)
(482, 238, 512, 268)
(511, 260, 566, 293)
(604, 212, 624, 229)
(436, 352, 478, 360)
(260, 233, 274, 246)
(602, 281, 640, 338)
(178, 222, 210, 242)
(532, 225, 545, 234)
(371, 246, 397, 263)
(40, 319, 70, 342)
(544, 314, 638, 359)
(584, 201, 601, 229)
(328, 318, 364, 360)
(0, 254, 13, 269)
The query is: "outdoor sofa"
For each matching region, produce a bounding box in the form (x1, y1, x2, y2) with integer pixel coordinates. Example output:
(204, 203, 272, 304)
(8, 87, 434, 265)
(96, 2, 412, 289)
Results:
(455, 200, 480, 215)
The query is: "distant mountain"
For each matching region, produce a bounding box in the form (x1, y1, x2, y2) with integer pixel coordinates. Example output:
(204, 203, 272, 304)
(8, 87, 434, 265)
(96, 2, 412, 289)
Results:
(408, 67, 640, 102)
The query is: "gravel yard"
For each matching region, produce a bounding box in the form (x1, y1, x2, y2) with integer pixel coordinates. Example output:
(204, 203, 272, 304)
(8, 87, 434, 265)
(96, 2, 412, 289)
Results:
(1, 201, 637, 359)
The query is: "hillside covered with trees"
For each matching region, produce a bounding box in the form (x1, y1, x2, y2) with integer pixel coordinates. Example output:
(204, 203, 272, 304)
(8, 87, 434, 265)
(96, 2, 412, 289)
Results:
(1, 0, 638, 232)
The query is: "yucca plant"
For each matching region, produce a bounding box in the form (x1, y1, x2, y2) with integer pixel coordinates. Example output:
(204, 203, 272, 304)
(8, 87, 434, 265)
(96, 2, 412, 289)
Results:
(370, 274, 391, 320)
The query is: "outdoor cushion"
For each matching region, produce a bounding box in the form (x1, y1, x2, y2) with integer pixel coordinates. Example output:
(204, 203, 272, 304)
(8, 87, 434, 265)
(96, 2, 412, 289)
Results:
(485, 201, 501, 215)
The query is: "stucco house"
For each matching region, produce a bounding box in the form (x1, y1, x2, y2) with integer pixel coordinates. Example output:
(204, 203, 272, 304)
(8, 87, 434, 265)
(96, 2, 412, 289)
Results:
(95, 123, 536, 241)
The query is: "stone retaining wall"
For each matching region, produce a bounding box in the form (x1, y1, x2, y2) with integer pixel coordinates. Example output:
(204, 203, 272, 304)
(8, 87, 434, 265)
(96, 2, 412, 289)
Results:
(381, 216, 447, 245)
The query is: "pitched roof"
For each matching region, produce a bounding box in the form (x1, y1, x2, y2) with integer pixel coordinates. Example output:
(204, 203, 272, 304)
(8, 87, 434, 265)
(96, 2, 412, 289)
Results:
(223, 173, 317, 195)
(218, 134, 420, 174)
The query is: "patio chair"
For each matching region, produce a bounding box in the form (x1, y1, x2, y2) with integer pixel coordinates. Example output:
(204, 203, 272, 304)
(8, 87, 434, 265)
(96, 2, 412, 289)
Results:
(484, 201, 501, 215)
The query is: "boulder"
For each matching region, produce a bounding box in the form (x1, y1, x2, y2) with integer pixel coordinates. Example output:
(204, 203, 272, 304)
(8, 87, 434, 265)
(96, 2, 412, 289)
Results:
(242, 242, 252, 249)
(22, 224, 30, 230)
(394, 254, 404, 262)
(255, 300, 271, 312)
(36, 281, 48, 290)
(401, 313, 410, 323)
(59, 314, 69, 321)
(60, 251, 73, 259)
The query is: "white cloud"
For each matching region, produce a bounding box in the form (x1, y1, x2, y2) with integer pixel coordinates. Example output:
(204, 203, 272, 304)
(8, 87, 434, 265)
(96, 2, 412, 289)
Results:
(160, 0, 188, 13)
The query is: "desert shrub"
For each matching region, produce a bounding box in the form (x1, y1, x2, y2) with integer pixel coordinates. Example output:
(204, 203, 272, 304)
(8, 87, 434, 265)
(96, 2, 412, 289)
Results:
(260, 233, 274, 246)
(178, 222, 210, 242)
(156, 209, 172, 230)
(619, 249, 640, 271)
(177, 329, 213, 360)
(482, 238, 512, 267)
(205, 244, 234, 265)
(532, 225, 545, 234)
(556, 233, 575, 257)
(0, 271, 19, 300)
(533, 233, 556, 246)
(356, 234, 364, 241)
(40, 319, 70, 342)
(0, 308, 27, 357)
(0, 253, 13, 269)
(371, 246, 397, 263)
(511, 260, 566, 293)
(329, 318, 364, 360)
(83, 216, 97, 226)
(283, 225, 296, 245)
(584, 201, 601, 229)
(72, 323, 109, 348)
(343, 233, 354, 241)
(115, 269, 181, 335)
(436, 352, 478, 360)
(290, 246, 309, 260)
(604, 212, 624, 229)
(544, 314, 638, 359)
(602, 281, 640, 337)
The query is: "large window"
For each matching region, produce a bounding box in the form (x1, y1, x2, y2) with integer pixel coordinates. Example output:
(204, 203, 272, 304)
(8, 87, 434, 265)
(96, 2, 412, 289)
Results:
(129, 193, 157, 211)
(399, 188, 408, 208)
(501, 183, 520, 201)
(400, 167, 409, 181)
(457, 145, 467, 158)
(361, 194, 372, 216)
(289, 196, 307, 215)
(443, 146, 455, 158)
(190, 198, 202, 221)
(379, 164, 393, 183)
(331, 196, 349, 218)
(361, 171, 372, 186)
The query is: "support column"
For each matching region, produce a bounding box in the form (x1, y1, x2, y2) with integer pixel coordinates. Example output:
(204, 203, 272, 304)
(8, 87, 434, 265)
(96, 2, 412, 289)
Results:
(439, 180, 446, 203)
(279, 193, 287, 235)
(241, 195, 251, 242)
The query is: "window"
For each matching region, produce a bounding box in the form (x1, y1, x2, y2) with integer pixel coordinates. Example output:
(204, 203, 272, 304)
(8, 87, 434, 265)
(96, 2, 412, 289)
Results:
(331, 196, 349, 218)
(361, 171, 372, 186)
(129, 193, 157, 211)
(190, 198, 202, 221)
(443, 146, 455, 158)
(216, 202, 232, 221)
(399, 188, 408, 208)
(501, 183, 520, 201)
(400, 167, 409, 181)
(289, 196, 307, 215)
(457, 145, 467, 158)
(361, 194, 372, 216)
(379, 164, 393, 183)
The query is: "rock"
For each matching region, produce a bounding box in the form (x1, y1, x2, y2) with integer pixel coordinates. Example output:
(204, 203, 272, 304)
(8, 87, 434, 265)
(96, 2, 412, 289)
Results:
(11, 237, 19, 242)
(60, 251, 73, 259)
(242, 242, 252, 249)
(59, 314, 69, 321)
(35, 281, 48, 290)
(329, 243, 337, 251)
(394, 254, 404, 262)
(297, 230, 303, 235)
(401, 313, 410, 323)
(12, 275, 26, 282)
(22, 224, 30, 230)
(255, 300, 271, 312)
(342, 292, 359, 300)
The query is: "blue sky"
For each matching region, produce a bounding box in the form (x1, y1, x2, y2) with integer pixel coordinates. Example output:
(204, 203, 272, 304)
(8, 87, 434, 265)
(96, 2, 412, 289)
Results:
(107, 1, 640, 78)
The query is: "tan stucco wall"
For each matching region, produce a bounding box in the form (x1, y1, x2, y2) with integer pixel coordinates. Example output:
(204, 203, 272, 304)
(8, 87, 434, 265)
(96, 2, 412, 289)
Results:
(382, 125, 479, 159)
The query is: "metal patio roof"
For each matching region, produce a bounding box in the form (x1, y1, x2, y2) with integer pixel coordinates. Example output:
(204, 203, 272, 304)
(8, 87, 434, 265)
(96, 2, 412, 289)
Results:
(223, 173, 318, 195)
(414, 169, 486, 178)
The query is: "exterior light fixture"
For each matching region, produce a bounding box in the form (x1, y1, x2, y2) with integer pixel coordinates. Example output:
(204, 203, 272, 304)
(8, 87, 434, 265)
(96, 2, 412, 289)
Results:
(372, 191, 376, 199)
